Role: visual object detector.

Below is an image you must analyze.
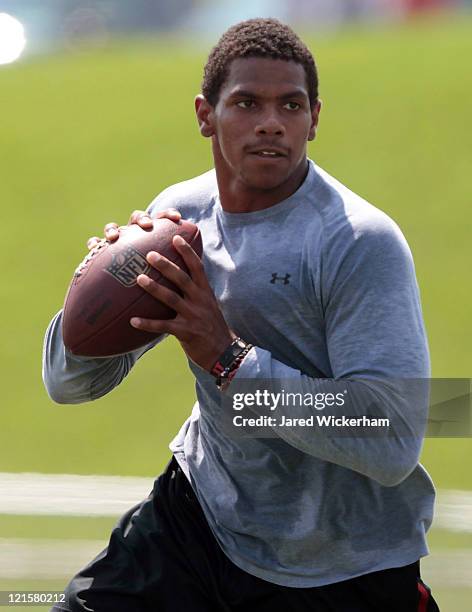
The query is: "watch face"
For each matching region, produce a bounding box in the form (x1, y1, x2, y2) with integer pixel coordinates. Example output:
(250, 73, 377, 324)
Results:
(226, 339, 245, 364)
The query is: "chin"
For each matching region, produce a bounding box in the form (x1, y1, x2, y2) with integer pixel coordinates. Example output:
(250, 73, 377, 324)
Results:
(241, 169, 289, 191)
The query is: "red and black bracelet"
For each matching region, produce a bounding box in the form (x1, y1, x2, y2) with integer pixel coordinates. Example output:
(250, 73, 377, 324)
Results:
(211, 337, 253, 390)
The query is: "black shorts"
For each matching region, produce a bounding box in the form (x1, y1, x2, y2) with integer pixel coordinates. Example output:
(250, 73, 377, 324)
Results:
(53, 457, 440, 612)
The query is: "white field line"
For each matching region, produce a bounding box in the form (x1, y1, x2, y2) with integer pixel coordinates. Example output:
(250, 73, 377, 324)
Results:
(0, 474, 471, 583)
(0, 472, 152, 516)
(432, 491, 472, 532)
(0, 472, 472, 531)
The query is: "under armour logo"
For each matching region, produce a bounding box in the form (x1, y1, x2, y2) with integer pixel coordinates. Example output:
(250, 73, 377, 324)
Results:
(270, 273, 291, 285)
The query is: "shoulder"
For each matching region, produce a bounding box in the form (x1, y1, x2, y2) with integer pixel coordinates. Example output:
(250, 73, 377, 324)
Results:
(146, 169, 218, 223)
(308, 161, 412, 262)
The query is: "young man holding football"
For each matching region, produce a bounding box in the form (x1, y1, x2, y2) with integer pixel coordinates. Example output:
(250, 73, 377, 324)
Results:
(43, 18, 440, 612)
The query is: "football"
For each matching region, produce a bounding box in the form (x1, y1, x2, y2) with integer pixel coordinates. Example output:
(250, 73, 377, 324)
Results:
(62, 218, 203, 357)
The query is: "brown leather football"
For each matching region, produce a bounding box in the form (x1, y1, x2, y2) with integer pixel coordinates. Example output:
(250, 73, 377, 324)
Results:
(62, 218, 202, 357)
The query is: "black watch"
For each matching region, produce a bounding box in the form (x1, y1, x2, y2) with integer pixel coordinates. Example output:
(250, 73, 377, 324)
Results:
(210, 337, 253, 387)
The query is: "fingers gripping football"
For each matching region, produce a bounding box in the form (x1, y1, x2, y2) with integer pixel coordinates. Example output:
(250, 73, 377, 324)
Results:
(131, 235, 235, 371)
(86, 209, 182, 250)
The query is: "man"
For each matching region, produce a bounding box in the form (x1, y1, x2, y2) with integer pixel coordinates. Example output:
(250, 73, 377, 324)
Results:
(43, 18, 440, 612)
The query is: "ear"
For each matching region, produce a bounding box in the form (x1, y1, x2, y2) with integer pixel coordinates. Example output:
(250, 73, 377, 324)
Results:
(195, 95, 215, 138)
(308, 99, 322, 142)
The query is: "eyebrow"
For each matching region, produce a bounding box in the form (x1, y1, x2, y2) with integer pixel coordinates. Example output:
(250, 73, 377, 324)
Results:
(228, 88, 307, 100)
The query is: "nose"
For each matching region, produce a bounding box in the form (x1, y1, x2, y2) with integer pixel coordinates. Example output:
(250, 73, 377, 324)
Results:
(255, 111, 285, 137)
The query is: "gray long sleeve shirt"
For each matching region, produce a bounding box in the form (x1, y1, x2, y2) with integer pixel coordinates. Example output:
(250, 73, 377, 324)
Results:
(43, 160, 435, 587)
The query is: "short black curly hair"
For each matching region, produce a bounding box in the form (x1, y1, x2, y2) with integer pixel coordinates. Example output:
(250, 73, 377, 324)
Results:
(202, 18, 318, 108)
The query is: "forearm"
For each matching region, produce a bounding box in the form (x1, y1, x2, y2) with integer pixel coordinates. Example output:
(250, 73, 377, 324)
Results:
(42, 311, 163, 404)
(232, 347, 429, 487)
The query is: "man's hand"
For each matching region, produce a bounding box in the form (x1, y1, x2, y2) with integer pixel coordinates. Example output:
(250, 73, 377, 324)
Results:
(130, 235, 236, 372)
(86, 208, 182, 250)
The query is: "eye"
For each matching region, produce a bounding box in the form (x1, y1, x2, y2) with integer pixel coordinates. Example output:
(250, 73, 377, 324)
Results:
(237, 100, 255, 109)
(284, 102, 301, 111)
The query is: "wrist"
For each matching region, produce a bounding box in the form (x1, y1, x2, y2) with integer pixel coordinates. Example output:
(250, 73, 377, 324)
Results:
(203, 331, 237, 371)
(210, 337, 253, 390)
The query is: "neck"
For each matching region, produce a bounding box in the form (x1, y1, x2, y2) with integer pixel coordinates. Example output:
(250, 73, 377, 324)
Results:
(214, 152, 309, 213)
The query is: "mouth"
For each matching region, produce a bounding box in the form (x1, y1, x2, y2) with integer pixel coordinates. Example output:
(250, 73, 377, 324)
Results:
(248, 147, 288, 159)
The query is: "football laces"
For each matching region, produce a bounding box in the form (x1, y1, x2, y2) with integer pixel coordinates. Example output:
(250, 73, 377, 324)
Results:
(74, 239, 107, 277)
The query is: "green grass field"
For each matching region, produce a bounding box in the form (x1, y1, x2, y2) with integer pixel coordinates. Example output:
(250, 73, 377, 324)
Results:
(0, 11, 471, 611)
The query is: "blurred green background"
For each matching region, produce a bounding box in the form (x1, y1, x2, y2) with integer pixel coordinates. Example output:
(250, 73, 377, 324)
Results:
(1, 11, 471, 611)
